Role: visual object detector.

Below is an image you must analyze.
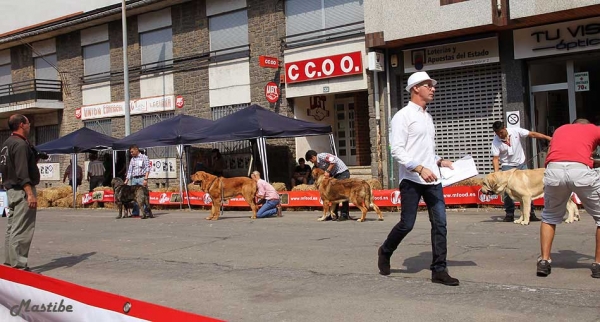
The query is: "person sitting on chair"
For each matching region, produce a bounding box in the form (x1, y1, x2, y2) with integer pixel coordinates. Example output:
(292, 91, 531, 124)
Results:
(291, 158, 311, 188)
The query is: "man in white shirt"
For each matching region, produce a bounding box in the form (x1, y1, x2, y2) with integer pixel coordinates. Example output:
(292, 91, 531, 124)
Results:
(377, 71, 459, 286)
(491, 121, 551, 222)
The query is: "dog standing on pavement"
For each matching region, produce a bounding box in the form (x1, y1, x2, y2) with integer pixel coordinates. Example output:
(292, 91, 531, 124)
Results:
(111, 178, 154, 219)
(481, 168, 579, 225)
(312, 168, 383, 222)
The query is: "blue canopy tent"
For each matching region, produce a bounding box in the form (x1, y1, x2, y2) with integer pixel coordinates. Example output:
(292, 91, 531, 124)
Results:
(36, 127, 118, 208)
(181, 104, 335, 182)
(112, 114, 215, 209)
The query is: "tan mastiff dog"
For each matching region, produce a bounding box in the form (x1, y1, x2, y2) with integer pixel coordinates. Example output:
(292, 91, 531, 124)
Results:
(191, 171, 258, 220)
(481, 168, 580, 225)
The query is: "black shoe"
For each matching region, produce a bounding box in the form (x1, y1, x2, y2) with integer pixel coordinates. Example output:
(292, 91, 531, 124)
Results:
(431, 270, 459, 286)
(378, 247, 391, 276)
(592, 263, 600, 278)
(337, 214, 349, 222)
(502, 214, 514, 222)
(529, 215, 541, 222)
(537, 259, 551, 277)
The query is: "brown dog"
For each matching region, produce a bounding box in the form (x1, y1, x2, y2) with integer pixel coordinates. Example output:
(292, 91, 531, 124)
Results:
(191, 171, 258, 220)
(312, 168, 383, 222)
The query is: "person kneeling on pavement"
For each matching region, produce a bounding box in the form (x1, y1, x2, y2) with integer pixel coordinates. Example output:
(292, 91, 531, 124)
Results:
(251, 171, 282, 218)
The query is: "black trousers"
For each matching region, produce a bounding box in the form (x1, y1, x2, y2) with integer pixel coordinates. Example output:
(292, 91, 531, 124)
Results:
(333, 170, 350, 216)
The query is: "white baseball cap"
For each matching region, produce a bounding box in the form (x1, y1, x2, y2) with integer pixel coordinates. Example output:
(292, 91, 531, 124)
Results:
(405, 71, 437, 92)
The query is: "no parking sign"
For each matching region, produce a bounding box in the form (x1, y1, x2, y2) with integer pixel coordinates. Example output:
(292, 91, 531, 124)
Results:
(506, 111, 520, 128)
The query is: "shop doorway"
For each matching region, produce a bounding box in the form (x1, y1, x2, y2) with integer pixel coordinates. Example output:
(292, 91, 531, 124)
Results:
(334, 98, 357, 165)
(522, 54, 600, 167)
(532, 89, 569, 165)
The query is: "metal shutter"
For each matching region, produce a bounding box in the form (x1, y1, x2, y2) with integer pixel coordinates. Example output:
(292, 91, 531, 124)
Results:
(84, 119, 112, 136)
(34, 54, 58, 80)
(401, 63, 503, 175)
(285, 0, 322, 36)
(83, 42, 110, 77)
(209, 10, 249, 52)
(142, 112, 176, 158)
(35, 125, 60, 162)
(324, 0, 363, 29)
(140, 28, 173, 68)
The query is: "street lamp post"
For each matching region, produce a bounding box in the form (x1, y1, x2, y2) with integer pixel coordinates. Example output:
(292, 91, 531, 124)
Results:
(122, 0, 131, 136)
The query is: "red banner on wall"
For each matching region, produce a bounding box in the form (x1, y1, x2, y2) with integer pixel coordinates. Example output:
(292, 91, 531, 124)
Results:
(82, 186, 551, 207)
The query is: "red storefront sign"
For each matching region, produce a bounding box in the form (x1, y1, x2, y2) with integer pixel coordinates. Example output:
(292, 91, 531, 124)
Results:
(175, 95, 185, 108)
(264, 82, 280, 103)
(285, 51, 363, 84)
(259, 55, 279, 68)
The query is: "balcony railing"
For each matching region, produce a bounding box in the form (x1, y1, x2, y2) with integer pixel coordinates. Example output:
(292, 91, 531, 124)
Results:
(0, 79, 63, 105)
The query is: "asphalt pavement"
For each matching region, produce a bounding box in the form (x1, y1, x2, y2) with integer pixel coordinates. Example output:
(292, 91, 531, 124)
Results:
(2, 207, 600, 322)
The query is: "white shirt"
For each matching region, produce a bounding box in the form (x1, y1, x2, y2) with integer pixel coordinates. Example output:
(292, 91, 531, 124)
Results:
(491, 127, 530, 166)
(390, 101, 441, 185)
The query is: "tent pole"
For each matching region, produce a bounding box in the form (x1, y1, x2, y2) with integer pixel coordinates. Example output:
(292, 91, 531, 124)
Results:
(177, 145, 183, 210)
(72, 153, 77, 209)
(329, 133, 338, 156)
(259, 138, 269, 182)
(112, 150, 116, 178)
(183, 146, 191, 210)
(256, 139, 263, 180)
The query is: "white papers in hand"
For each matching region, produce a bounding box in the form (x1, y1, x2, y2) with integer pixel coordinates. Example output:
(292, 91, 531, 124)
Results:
(440, 155, 479, 187)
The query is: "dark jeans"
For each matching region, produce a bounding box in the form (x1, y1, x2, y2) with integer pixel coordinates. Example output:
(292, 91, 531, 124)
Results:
(333, 170, 350, 216)
(89, 176, 104, 192)
(501, 163, 535, 216)
(381, 180, 448, 272)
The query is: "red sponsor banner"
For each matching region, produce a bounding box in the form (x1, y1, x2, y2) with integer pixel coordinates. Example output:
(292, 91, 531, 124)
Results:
(80, 187, 555, 207)
(285, 51, 363, 84)
(259, 55, 279, 68)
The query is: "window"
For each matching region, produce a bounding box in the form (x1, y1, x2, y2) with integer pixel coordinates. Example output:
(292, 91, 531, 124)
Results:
(286, 0, 363, 40)
(35, 125, 59, 162)
(84, 120, 112, 160)
(209, 9, 249, 53)
(83, 42, 110, 82)
(142, 112, 176, 158)
(211, 103, 251, 173)
(84, 119, 112, 136)
(34, 54, 58, 80)
(0, 63, 11, 97)
(140, 28, 173, 72)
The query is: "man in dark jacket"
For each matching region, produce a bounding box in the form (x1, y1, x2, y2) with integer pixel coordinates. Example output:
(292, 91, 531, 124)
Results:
(1, 114, 41, 271)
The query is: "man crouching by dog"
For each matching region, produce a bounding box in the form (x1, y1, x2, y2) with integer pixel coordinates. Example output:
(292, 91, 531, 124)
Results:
(491, 121, 551, 222)
(536, 118, 600, 279)
(377, 71, 459, 286)
(124, 144, 150, 216)
(250, 171, 282, 218)
(305, 150, 350, 221)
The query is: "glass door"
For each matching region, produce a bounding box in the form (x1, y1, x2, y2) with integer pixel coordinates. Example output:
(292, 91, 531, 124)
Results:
(532, 89, 569, 166)
(334, 98, 357, 165)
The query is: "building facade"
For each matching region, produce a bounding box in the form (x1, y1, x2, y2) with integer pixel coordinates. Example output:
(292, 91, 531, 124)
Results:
(0, 0, 377, 190)
(364, 0, 600, 187)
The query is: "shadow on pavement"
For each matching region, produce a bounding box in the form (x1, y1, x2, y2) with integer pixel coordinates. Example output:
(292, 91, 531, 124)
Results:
(398, 251, 477, 273)
(551, 250, 595, 269)
(31, 252, 97, 274)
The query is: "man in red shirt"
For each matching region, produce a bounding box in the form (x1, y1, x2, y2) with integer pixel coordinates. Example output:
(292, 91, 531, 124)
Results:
(537, 118, 600, 279)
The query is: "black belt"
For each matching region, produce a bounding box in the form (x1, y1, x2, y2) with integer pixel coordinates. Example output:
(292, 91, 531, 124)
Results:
(132, 175, 145, 178)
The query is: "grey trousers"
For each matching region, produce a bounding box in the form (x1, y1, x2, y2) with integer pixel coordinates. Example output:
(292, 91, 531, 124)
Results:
(4, 187, 37, 268)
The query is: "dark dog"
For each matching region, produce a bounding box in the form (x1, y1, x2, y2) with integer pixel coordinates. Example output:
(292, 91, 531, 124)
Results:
(111, 178, 154, 219)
